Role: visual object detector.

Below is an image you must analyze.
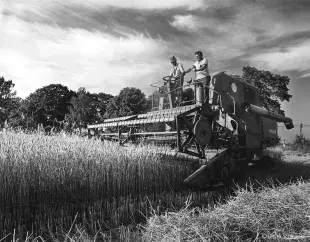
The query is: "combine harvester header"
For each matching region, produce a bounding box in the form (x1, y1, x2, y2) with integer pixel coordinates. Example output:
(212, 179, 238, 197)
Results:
(88, 72, 294, 189)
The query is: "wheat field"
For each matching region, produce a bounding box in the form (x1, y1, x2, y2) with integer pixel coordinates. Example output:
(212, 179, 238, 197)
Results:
(0, 132, 214, 241)
(2, 132, 309, 241)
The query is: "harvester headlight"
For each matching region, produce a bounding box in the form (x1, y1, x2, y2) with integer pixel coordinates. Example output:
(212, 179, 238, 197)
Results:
(231, 82, 237, 92)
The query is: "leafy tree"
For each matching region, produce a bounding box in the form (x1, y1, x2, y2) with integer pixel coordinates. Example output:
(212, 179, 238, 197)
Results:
(0, 76, 18, 124)
(105, 96, 121, 118)
(232, 66, 292, 115)
(67, 87, 113, 128)
(67, 88, 93, 128)
(95, 92, 114, 120)
(6, 97, 24, 127)
(23, 84, 76, 127)
(105, 87, 147, 118)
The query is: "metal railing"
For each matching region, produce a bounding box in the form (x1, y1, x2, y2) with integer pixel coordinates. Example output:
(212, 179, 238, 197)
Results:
(150, 76, 224, 109)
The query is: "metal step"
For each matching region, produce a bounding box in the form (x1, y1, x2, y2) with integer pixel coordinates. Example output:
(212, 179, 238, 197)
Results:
(183, 149, 228, 188)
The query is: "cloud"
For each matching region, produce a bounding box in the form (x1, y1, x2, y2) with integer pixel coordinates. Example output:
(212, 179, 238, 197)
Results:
(1, 0, 205, 12)
(168, 2, 310, 71)
(66, 0, 205, 10)
(168, 10, 259, 67)
(1, 0, 310, 99)
(0, 14, 170, 97)
(169, 15, 205, 32)
(248, 40, 310, 76)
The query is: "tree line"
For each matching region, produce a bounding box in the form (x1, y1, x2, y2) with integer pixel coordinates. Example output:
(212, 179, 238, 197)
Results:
(0, 78, 147, 133)
(0, 65, 292, 133)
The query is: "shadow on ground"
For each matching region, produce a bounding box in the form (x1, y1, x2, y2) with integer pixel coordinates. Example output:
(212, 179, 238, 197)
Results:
(237, 148, 310, 190)
(152, 146, 310, 192)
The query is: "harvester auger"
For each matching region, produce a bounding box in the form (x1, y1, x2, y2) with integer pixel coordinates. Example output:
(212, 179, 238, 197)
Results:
(87, 71, 294, 189)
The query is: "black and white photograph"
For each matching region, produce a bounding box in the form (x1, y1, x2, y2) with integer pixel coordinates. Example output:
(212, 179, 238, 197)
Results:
(1, 0, 310, 241)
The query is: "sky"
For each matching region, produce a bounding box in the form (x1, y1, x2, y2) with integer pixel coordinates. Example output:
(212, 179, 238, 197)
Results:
(0, 0, 310, 125)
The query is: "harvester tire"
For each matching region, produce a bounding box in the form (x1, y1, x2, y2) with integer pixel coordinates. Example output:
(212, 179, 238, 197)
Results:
(193, 119, 212, 147)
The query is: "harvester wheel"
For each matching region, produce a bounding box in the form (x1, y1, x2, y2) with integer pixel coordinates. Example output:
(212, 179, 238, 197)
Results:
(193, 119, 212, 147)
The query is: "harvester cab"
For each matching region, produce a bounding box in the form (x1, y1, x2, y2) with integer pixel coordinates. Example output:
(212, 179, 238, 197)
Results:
(87, 71, 294, 189)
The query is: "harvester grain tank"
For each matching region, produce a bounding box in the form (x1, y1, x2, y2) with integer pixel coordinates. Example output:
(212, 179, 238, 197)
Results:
(87, 71, 294, 189)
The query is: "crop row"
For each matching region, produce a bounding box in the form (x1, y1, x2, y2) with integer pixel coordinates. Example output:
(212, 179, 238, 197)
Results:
(0, 132, 211, 239)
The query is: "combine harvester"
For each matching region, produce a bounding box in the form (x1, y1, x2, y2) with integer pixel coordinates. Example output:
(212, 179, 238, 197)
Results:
(87, 72, 294, 189)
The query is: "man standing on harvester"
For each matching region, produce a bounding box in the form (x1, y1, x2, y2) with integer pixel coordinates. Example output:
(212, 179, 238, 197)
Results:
(186, 51, 211, 103)
(168, 55, 186, 105)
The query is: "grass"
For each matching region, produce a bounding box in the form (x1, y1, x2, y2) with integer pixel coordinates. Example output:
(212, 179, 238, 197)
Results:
(142, 144, 310, 242)
(242, 146, 310, 188)
(286, 134, 310, 154)
(142, 180, 310, 242)
(2, 132, 310, 241)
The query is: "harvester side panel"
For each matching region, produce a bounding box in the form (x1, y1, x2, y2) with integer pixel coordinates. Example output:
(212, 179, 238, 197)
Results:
(260, 117, 278, 147)
(261, 117, 278, 139)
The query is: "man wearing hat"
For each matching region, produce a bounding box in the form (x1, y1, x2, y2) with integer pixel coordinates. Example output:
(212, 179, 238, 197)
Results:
(168, 55, 185, 105)
(169, 55, 185, 79)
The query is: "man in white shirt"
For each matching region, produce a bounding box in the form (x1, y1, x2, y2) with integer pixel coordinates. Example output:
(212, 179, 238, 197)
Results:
(186, 51, 211, 102)
(169, 56, 186, 105)
(169, 55, 185, 78)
